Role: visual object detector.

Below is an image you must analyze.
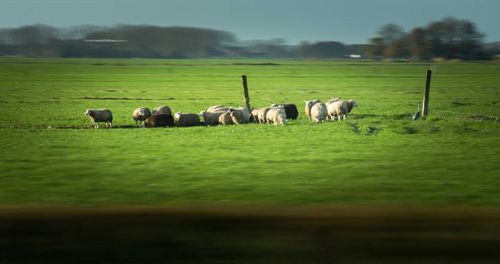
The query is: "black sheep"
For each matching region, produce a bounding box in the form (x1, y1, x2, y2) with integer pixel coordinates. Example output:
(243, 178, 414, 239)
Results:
(271, 103, 299, 120)
(144, 114, 175, 128)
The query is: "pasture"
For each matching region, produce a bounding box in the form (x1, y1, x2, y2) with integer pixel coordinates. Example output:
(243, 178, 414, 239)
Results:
(0, 58, 499, 206)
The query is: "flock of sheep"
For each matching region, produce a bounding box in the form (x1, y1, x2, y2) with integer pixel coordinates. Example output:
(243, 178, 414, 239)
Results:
(83, 97, 357, 128)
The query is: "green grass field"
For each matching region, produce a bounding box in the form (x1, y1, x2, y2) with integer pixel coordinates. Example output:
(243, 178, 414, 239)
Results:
(0, 58, 499, 205)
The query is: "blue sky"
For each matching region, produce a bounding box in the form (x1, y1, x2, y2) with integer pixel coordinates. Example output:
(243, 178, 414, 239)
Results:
(1, 0, 499, 44)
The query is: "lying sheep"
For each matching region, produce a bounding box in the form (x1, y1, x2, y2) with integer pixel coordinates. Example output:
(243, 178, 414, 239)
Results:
(199, 105, 231, 126)
(200, 105, 230, 125)
(327, 99, 358, 121)
(257, 107, 271, 123)
(265, 106, 287, 125)
(218, 111, 235, 125)
(229, 107, 251, 124)
(84, 109, 113, 128)
(144, 114, 175, 128)
(152, 105, 172, 115)
(271, 103, 298, 120)
(174, 112, 201, 127)
(310, 102, 327, 123)
(304, 99, 321, 119)
(132, 107, 152, 126)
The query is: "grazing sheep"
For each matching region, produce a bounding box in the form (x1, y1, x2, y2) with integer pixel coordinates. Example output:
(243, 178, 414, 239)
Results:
(229, 107, 251, 124)
(251, 108, 260, 122)
(132, 107, 152, 126)
(304, 99, 321, 119)
(84, 109, 113, 128)
(327, 99, 358, 121)
(310, 102, 327, 123)
(257, 107, 271, 123)
(199, 105, 231, 126)
(152, 105, 172, 115)
(174, 112, 201, 127)
(271, 103, 299, 120)
(144, 114, 175, 128)
(218, 111, 235, 125)
(265, 106, 287, 125)
(326, 97, 342, 105)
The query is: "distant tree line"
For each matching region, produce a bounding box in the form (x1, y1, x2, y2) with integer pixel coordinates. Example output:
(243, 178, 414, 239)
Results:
(368, 17, 492, 60)
(0, 18, 497, 60)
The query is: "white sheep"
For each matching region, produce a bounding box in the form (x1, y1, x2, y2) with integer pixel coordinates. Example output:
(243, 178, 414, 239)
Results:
(265, 106, 287, 125)
(84, 109, 113, 128)
(310, 102, 327, 123)
(304, 99, 321, 119)
(327, 99, 358, 121)
(257, 107, 271, 123)
(199, 105, 231, 126)
(228, 107, 251, 124)
(132, 107, 152, 126)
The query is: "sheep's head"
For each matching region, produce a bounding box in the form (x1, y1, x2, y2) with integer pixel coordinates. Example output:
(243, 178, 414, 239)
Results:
(139, 108, 151, 117)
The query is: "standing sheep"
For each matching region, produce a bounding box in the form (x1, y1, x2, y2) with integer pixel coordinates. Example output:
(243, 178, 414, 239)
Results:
(84, 109, 113, 128)
(251, 108, 260, 123)
(327, 99, 357, 121)
(265, 107, 287, 125)
(152, 105, 172, 115)
(310, 102, 327, 123)
(132, 107, 152, 126)
(174, 112, 201, 127)
(257, 107, 271, 123)
(271, 103, 298, 120)
(144, 114, 175, 128)
(304, 99, 321, 119)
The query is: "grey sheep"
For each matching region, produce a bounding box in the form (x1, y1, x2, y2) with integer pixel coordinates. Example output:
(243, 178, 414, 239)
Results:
(84, 109, 113, 128)
(132, 107, 152, 126)
(174, 112, 201, 127)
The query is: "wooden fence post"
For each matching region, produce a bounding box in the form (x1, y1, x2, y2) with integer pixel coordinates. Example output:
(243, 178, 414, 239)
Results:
(422, 70, 432, 117)
(241, 75, 251, 111)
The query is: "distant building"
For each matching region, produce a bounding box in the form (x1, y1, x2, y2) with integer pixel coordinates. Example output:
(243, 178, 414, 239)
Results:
(349, 54, 362, 59)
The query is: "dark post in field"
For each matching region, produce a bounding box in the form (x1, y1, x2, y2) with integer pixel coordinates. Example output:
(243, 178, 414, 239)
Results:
(241, 75, 251, 111)
(422, 70, 432, 117)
